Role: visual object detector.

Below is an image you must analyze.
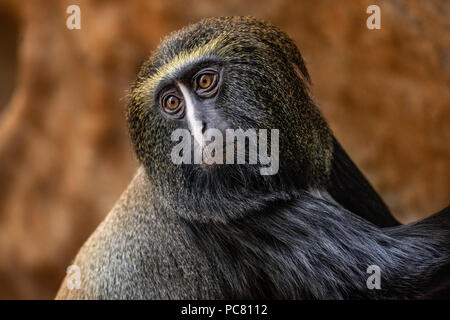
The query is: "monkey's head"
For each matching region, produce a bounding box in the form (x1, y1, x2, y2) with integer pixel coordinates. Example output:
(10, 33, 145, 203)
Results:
(127, 16, 333, 221)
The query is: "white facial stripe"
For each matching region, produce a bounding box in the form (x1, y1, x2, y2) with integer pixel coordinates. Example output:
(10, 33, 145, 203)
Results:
(178, 83, 204, 146)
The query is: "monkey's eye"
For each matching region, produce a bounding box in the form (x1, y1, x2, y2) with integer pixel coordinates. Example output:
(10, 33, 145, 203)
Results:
(198, 74, 213, 89)
(194, 68, 220, 98)
(160, 93, 184, 117)
(165, 95, 180, 110)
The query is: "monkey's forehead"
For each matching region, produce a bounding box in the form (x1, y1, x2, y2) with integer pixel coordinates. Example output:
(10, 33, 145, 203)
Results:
(154, 16, 288, 64)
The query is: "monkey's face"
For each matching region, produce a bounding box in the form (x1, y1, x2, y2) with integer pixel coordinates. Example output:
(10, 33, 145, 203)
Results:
(127, 17, 332, 219)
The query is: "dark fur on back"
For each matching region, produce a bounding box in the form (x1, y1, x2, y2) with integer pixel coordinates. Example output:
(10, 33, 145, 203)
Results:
(328, 137, 399, 227)
(185, 191, 450, 299)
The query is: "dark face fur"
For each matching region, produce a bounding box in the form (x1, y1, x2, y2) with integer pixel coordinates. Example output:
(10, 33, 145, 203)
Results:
(127, 16, 333, 221)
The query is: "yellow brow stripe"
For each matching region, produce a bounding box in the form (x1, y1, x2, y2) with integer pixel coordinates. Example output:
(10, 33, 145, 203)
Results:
(136, 36, 226, 97)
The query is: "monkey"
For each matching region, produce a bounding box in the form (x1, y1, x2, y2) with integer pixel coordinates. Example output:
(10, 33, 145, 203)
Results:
(56, 16, 449, 299)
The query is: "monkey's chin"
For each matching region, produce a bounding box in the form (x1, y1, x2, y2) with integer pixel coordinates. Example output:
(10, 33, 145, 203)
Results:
(175, 162, 297, 222)
(199, 161, 220, 170)
(185, 162, 270, 191)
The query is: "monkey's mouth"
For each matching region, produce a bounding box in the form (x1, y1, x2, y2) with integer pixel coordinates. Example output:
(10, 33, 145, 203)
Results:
(198, 142, 237, 170)
(199, 146, 225, 170)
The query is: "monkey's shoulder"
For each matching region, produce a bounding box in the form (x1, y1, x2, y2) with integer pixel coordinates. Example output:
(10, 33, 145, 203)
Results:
(56, 167, 219, 299)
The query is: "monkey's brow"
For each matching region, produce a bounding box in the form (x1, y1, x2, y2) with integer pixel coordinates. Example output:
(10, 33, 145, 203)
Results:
(135, 36, 229, 96)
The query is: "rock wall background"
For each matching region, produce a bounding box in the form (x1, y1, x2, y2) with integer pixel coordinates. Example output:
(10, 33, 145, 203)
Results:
(0, 0, 448, 299)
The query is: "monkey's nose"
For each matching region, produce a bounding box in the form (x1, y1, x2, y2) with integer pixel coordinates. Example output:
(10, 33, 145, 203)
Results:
(191, 121, 208, 147)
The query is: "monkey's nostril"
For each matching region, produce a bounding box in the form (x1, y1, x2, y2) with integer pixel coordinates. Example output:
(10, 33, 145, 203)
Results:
(201, 121, 207, 134)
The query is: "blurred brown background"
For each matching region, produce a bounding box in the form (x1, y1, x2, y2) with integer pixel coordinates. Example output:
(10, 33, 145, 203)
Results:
(0, 0, 448, 299)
